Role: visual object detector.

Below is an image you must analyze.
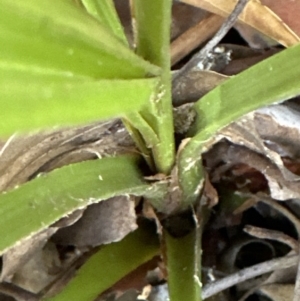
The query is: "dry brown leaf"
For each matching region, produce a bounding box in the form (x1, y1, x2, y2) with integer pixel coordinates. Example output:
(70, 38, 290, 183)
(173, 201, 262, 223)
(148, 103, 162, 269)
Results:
(203, 172, 219, 208)
(11, 242, 61, 294)
(0, 120, 133, 191)
(234, 22, 279, 48)
(0, 229, 58, 283)
(262, 0, 300, 36)
(52, 196, 138, 247)
(220, 237, 275, 270)
(203, 103, 300, 200)
(180, 0, 300, 47)
(142, 201, 163, 236)
(171, 2, 209, 40)
(259, 283, 294, 301)
(264, 252, 297, 285)
(217, 111, 300, 183)
(207, 143, 300, 199)
(254, 104, 300, 161)
(235, 1, 300, 50)
(172, 69, 228, 105)
(219, 237, 276, 292)
(204, 151, 273, 197)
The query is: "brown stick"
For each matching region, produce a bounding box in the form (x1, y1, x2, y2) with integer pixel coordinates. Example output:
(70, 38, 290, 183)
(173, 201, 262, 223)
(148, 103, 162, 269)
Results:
(173, 0, 249, 86)
(244, 224, 299, 252)
(202, 254, 298, 299)
(171, 14, 224, 66)
(0, 283, 40, 301)
(293, 253, 300, 301)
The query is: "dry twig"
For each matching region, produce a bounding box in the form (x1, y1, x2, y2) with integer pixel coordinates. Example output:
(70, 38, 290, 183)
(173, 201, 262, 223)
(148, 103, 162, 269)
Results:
(0, 283, 40, 301)
(170, 14, 224, 66)
(202, 254, 298, 299)
(173, 0, 249, 86)
(294, 258, 300, 301)
(244, 225, 299, 252)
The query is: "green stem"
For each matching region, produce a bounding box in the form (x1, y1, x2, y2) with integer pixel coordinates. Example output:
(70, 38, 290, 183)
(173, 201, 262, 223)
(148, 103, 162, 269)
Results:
(164, 224, 202, 301)
(130, 0, 175, 174)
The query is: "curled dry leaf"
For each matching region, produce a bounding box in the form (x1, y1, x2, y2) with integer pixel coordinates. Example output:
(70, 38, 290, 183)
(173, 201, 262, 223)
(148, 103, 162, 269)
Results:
(180, 0, 300, 47)
(0, 120, 138, 295)
(220, 237, 275, 274)
(237, 0, 300, 48)
(254, 104, 300, 160)
(204, 142, 300, 199)
(0, 120, 133, 191)
(203, 104, 300, 200)
(52, 196, 138, 247)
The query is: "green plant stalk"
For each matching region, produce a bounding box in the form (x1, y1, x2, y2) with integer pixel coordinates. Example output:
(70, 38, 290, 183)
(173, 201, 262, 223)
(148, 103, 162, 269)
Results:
(128, 0, 175, 174)
(121, 118, 155, 169)
(122, 112, 161, 171)
(45, 225, 160, 301)
(80, 0, 158, 170)
(81, 0, 128, 44)
(164, 226, 202, 301)
(178, 42, 300, 208)
(124, 112, 160, 148)
(0, 155, 149, 254)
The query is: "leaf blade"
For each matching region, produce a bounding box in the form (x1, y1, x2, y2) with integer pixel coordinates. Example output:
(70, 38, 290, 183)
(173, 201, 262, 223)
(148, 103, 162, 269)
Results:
(44, 224, 160, 301)
(0, 155, 148, 255)
(1, 0, 160, 79)
(0, 72, 159, 137)
(179, 43, 300, 207)
(128, 0, 175, 174)
(81, 0, 128, 44)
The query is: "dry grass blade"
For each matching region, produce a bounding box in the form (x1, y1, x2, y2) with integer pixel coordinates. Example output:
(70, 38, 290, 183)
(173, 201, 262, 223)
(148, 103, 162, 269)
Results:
(180, 0, 300, 47)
